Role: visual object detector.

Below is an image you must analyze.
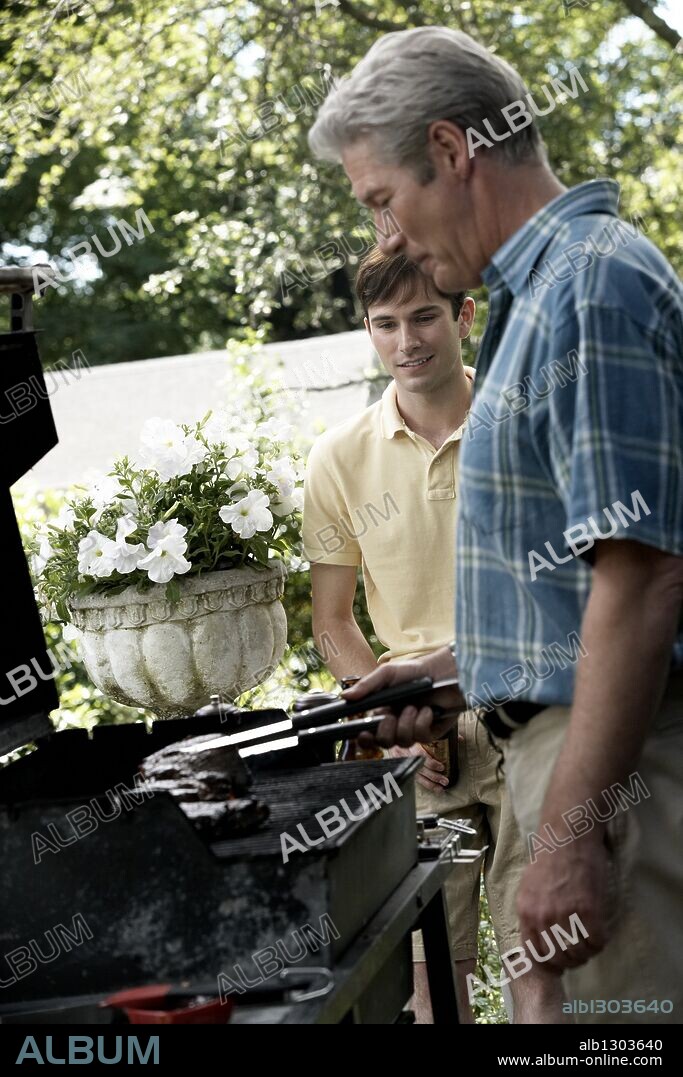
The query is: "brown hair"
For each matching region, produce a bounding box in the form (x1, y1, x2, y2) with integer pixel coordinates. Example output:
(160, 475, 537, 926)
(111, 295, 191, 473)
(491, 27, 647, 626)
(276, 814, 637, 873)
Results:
(355, 247, 466, 322)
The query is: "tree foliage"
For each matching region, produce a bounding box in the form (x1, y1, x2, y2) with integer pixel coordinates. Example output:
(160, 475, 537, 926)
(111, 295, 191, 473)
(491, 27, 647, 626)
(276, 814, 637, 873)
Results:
(1, 0, 679, 368)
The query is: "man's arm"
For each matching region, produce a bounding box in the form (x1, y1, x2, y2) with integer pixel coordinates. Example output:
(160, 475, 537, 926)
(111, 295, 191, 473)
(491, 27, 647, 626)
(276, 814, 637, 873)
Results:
(303, 426, 465, 746)
(311, 563, 453, 789)
(310, 562, 377, 682)
(517, 538, 683, 971)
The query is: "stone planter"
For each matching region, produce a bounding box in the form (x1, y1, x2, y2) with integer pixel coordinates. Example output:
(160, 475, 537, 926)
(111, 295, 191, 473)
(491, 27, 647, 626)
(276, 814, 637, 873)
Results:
(68, 562, 287, 717)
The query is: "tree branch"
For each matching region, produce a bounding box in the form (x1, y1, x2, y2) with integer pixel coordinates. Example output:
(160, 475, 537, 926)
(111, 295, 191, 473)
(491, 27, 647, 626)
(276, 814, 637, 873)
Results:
(336, 0, 408, 33)
(619, 0, 680, 50)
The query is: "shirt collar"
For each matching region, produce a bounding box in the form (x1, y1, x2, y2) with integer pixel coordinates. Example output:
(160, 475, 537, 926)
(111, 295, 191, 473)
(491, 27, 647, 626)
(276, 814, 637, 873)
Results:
(482, 180, 621, 297)
(380, 367, 476, 440)
(380, 380, 405, 439)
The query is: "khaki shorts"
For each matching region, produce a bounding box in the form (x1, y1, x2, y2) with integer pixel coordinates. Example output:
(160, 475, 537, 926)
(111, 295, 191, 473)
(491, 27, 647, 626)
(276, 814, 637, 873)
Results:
(412, 710, 525, 963)
(503, 675, 683, 1024)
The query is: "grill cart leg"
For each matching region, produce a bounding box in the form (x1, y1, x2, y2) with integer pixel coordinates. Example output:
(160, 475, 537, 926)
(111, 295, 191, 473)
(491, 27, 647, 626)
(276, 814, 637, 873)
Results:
(419, 888, 460, 1024)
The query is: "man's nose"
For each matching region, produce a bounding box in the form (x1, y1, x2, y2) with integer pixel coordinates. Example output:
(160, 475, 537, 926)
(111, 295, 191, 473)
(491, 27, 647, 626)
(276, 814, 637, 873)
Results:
(398, 325, 420, 354)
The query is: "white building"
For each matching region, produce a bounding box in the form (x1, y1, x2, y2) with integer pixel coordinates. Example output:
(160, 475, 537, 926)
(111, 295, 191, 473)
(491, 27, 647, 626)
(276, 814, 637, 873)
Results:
(18, 330, 382, 491)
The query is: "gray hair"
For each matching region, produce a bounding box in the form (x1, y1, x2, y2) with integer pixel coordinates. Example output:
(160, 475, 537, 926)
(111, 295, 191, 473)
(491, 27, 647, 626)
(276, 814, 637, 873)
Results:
(308, 26, 546, 174)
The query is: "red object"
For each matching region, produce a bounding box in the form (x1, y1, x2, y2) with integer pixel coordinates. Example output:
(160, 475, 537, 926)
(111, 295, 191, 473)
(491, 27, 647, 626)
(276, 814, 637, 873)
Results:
(103, 984, 232, 1025)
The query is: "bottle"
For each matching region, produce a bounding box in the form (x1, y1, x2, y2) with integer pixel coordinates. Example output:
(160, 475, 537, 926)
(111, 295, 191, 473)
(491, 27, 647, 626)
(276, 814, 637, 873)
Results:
(422, 736, 451, 784)
(338, 676, 383, 761)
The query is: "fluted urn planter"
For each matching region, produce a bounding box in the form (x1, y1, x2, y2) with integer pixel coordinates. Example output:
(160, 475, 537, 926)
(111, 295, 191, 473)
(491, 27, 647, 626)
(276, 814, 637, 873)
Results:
(68, 562, 287, 717)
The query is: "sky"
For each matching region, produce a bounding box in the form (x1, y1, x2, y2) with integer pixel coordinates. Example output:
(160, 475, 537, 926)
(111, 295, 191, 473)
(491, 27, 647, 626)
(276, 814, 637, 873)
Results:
(659, 0, 683, 34)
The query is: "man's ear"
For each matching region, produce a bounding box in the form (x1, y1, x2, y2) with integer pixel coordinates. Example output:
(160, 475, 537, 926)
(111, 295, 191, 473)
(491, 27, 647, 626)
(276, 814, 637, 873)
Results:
(427, 119, 473, 180)
(364, 315, 372, 339)
(458, 297, 476, 340)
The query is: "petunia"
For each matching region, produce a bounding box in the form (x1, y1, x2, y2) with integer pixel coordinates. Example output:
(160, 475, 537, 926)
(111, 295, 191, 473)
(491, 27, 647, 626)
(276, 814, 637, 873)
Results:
(271, 488, 304, 517)
(145, 519, 188, 548)
(85, 473, 123, 525)
(219, 489, 273, 539)
(87, 474, 121, 506)
(266, 456, 297, 498)
(255, 417, 294, 442)
(61, 622, 80, 645)
(33, 530, 55, 574)
(224, 446, 259, 481)
(110, 516, 146, 574)
(139, 418, 208, 481)
(136, 518, 192, 584)
(77, 530, 117, 578)
(54, 505, 76, 530)
(203, 411, 244, 450)
(61, 621, 83, 658)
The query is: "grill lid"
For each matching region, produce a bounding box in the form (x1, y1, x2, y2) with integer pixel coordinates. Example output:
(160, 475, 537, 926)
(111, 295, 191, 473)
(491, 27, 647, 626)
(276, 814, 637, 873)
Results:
(0, 268, 59, 755)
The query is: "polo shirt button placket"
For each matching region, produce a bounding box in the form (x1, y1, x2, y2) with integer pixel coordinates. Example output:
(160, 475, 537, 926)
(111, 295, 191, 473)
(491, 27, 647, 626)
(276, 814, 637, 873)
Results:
(427, 453, 455, 502)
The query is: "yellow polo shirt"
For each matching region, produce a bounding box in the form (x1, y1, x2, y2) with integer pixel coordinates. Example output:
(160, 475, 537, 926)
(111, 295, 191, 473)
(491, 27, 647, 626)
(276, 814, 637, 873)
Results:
(303, 369, 475, 663)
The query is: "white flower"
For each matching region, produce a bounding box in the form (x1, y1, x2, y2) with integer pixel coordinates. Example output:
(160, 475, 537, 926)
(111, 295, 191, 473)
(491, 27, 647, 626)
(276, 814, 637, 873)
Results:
(117, 494, 139, 517)
(88, 474, 121, 506)
(255, 417, 293, 442)
(138, 418, 208, 481)
(54, 505, 76, 530)
(110, 516, 146, 574)
(116, 516, 137, 540)
(271, 488, 303, 517)
(33, 530, 55, 574)
(224, 445, 259, 481)
(145, 519, 188, 549)
(77, 530, 117, 578)
(62, 622, 80, 644)
(85, 473, 122, 524)
(36, 587, 57, 625)
(137, 519, 192, 584)
(61, 622, 82, 658)
(227, 478, 247, 495)
(219, 490, 273, 539)
(203, 411, 241, 448)
(266, 456, 297, 498)
(33, 503, 79, 574)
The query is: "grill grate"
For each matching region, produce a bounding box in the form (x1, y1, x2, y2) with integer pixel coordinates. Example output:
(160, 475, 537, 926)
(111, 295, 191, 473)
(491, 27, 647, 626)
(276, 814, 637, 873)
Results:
(211, 759, 409, 860)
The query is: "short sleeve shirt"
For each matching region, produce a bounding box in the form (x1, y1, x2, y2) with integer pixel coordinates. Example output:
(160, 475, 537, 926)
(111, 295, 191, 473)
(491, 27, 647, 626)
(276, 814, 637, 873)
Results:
(303, 371, 474, 662)
(455, 180, 683, 707)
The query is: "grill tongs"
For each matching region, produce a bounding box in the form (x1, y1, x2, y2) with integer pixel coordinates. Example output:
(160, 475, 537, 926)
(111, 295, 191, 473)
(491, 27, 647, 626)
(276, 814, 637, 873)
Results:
(179, 677, 463, 759)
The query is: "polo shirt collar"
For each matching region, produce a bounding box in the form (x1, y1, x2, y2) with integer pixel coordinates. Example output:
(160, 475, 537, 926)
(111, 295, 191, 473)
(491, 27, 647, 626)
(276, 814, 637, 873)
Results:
(481, 179, 621, 297)
(380, 380, 406, 439)
(380, 370, 475, 440)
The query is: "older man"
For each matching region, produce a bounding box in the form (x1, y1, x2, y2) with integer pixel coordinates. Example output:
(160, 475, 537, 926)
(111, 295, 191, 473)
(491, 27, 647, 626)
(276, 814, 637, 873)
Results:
(303, 245, 563, 1023)
(308, 27, 683, 1023)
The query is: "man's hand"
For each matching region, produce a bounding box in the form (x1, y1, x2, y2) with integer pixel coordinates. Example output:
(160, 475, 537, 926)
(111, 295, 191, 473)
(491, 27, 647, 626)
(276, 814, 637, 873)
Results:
(342, 647, 466, 748)
(388, 743, 449, 792)
(516, 833, 611, 972)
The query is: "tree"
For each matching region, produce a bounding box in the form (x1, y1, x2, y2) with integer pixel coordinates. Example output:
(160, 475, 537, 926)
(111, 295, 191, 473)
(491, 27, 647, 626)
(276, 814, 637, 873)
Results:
(1, 0, 679, 367)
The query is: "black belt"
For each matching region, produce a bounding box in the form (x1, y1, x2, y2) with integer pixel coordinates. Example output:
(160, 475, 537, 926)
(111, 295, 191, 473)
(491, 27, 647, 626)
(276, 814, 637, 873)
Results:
(482, 700, 548, 740)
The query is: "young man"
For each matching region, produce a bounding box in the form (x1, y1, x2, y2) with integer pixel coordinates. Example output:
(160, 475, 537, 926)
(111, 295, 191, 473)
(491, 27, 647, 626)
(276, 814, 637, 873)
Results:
(302, 246, 563, 1023)
(308, 26, 683, 1022)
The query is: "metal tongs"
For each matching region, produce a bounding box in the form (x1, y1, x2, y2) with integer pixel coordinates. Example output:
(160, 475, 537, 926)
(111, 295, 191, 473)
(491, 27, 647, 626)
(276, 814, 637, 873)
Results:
(417, 814, 488, 865)
(178, 676, 463, 758)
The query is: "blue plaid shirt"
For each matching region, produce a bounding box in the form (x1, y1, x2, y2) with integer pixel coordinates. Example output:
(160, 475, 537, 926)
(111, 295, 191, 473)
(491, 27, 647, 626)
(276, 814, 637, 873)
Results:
(456, 180, 683, 708)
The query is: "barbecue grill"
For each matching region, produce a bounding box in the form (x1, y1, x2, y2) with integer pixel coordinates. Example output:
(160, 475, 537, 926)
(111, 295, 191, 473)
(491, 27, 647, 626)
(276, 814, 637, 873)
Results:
(0, 270, 479, 1024)
(0, 711, 419, 1005)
